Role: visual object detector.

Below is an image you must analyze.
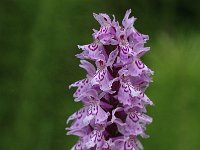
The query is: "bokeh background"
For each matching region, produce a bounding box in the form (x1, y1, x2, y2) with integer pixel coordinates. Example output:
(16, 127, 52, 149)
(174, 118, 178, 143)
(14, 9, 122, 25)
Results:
(0, 0, 200, 150)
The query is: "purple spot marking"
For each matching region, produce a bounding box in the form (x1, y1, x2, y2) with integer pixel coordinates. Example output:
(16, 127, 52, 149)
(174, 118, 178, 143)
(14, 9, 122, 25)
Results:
(124, 141, 134, 150)
(88, 43, 98, 51)
(98, 69, 106, 81)
(129, 111, 139, 123)
(135, 60, 144, 69)
(100, 26, 108, 34)
(87, 104, 98, 116)
(121, 45, 129, 55)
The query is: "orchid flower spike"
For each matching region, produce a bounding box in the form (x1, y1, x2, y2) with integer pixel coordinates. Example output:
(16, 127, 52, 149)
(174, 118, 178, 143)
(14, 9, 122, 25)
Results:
(66, 9, 154, 150)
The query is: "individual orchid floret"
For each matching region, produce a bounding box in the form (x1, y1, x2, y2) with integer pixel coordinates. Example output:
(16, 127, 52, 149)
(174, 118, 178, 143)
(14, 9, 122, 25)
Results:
(67, 90, 109, 131)
(66, 9, 153, 150)
(93, 13, 118, 45)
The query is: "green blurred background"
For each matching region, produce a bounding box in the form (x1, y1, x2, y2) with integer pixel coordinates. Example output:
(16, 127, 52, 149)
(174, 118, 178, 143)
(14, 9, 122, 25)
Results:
(0, 0, 200, 149)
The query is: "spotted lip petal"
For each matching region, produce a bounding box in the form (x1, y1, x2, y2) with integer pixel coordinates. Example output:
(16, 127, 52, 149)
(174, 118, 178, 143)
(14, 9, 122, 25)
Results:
(77, 42, 105, 60)
(67, 10, 153, 150)
(119, 44, 134, 64)
(84, 129, 105, 149)
(117, 80, 141, 106)
(67, 98, 109, 133)
(91, 68, 111, 91)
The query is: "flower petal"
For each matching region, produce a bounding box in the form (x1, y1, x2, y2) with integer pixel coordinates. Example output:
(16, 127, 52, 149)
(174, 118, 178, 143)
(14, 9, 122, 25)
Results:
(79, 60, 96, 77)
(78, 43, 103, 60)
(85, 130, 104, 149)
(122, 9, 136, 29)
(93, 13, 112, 26)
(69, 78, 91, 100)
(91, 68, 112, 92)
(107, 48, 119, 67)
(118, 81, 141, 106)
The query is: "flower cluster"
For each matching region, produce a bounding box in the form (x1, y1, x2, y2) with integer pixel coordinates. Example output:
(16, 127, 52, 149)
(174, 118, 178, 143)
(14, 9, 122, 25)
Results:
(66, 9, 153, 150)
